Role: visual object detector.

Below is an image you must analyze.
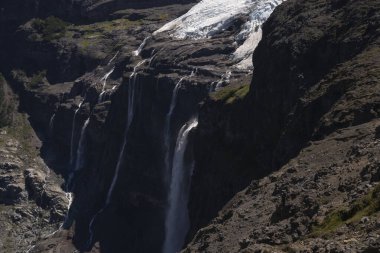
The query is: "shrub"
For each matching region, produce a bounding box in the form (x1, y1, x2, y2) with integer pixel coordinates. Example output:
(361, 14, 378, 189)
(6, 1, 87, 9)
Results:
(32, 16, 69, 41)
(29, 70, 47, 88)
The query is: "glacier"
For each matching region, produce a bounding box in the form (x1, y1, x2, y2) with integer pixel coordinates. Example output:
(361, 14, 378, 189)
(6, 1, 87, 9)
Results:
(154, 0, 285, 69)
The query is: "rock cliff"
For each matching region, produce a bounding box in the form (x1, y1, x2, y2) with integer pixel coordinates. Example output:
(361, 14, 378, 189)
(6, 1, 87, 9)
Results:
(0, 0, 379, 252)
(185, 0, 380, 251)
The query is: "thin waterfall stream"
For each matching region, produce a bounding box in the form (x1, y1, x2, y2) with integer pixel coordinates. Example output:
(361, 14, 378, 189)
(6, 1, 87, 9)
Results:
(56, 55, 119, 236)
(86, 59, 147, 248)
(69, 101, 84, 166)
(98, 67, 115, 103)
(164, 77, 185, 183)
(67, 118, 90, 191)
(49, 113, 56, 135)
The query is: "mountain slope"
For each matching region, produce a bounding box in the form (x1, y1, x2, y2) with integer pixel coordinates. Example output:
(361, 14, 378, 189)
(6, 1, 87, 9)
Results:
(184, 0, 380, 251)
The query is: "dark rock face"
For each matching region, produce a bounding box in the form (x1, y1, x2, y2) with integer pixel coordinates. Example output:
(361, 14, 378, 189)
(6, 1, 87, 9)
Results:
(184, 0, 380, 251)
(185, 120, 380, 252)
(248, 0, 380, 168)
(0, 0, 256, 250)
(69, 72, 208, 252)
(1, 0, 379, 252)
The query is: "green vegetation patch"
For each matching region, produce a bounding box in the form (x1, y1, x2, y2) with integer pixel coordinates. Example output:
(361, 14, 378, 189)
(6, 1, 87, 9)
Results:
(70, 18, 142, 52)
(29, 70, 47, 88)
(76, 18, 142, 36)
(210, 84, 250, 104)
(312, 184, 380, 236)
(31, 16, 69, 41)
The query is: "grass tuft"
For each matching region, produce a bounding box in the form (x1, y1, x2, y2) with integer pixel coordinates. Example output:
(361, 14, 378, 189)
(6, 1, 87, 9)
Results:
(311, 184, 380, 236)
(31, 16, 69, 41)
(210, 84, 250, 104)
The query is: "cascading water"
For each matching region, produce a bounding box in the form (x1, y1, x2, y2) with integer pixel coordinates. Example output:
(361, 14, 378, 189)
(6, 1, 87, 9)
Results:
(69, 101, 83, 166)
(98, 67, 115, 103)
(86, 59, 147, 248)
(163, 77, 185, 182)
(107, 51, 119, 65)
(164, 69, 197, 183)
(163, 118, 198, 253)
(165, 68, 198, 175)
(67, 118, 90, 191)
(164, 77, 184, 148)
(75, 118, 90, 172)
(49, 113, 56, 135)
(132, 36, 151, 57)
(47, 52, 122, 242)
(107, 59, 147, 204)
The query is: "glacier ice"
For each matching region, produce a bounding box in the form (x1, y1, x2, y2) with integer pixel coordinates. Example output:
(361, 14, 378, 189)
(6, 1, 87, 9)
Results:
(154, 0, 285, 69)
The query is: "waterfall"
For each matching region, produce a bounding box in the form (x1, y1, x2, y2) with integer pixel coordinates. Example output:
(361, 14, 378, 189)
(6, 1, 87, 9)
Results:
(49, 113, 56, 135)
(105, 60, 146, 203)
(99, 68, 115, 101)
(163, 118, 198, 253)
(74, 118, 90, 172)
(107, 51, 119, 65)
(163, 77, 184, 183)
(132, 36, 151, 57)
(86, 59, 146, 248)
(167, 78, 184, 120)
(69, 101, 83, 166)
(67, 118, 90, 191)
(98, 67, 115, 103)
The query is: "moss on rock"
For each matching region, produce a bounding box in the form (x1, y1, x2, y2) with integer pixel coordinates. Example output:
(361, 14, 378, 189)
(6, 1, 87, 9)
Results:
(210, 84, 250, 104)
(312, 184, 380, 236)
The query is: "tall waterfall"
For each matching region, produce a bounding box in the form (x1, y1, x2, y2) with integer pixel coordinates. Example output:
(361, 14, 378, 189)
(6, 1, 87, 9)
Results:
(69, 101, 83, 166)
(163, 118, 198, 253)
(67, 118, 90, 191)
(107, 59, 146, 203)
(74, 118, 90, 172)
(163, 77, 185, 182)
(86, 59, 146, 248)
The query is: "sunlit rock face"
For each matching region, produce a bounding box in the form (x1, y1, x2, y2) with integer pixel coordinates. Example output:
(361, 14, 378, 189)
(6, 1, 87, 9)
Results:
(154, 0, 285, 69)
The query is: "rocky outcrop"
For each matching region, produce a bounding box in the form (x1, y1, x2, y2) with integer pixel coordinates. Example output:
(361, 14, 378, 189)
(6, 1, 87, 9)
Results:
(0, 88, 69, 252)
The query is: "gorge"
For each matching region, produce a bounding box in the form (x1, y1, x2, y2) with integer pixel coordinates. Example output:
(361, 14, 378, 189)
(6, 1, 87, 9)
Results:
(0, 0, 379, 253)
